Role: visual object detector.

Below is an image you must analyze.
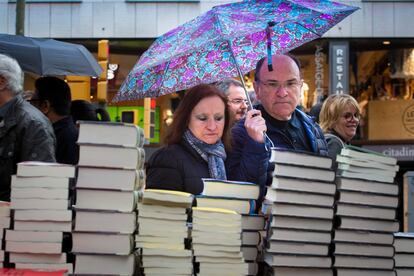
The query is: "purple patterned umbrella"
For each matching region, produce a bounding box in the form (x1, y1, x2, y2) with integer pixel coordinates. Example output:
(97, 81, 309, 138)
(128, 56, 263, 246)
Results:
(114, 0, 358, 103)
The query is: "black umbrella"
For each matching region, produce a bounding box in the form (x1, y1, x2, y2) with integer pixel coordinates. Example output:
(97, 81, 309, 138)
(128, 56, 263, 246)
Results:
(0, 33, 102, 77)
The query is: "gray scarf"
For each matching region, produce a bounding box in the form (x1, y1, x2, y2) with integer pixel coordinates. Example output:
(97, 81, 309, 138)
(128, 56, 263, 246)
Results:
(183, 129, 227, 180)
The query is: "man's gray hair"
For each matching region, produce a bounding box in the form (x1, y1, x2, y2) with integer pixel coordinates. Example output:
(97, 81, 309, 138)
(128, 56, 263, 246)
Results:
(215, 79, 243, 96)
(0, 54, 23, 95)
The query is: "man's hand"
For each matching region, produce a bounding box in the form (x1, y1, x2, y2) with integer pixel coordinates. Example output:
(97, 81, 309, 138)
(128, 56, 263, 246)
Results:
(245, 109, 267, 143)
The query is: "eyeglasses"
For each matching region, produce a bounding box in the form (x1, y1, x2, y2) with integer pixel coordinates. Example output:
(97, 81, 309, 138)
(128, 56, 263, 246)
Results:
(228, 98, 249, 105)
(258, 80, 303, 91)
(342, 112, 360, 121)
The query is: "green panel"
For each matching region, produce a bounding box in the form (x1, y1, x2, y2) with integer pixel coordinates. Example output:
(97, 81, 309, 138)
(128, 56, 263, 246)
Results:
(106, 105, 160, 144)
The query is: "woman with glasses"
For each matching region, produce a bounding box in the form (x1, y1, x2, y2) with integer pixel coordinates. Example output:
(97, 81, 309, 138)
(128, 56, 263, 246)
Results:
(319, 94, 361, 161)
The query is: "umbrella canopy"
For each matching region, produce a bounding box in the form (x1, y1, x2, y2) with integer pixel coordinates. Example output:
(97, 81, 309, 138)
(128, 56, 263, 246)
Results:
(0, 34, 103, 77)
(114, 0, 358, 102)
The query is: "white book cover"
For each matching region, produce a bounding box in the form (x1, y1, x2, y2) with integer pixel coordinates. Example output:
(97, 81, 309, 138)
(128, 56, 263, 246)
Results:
(17, 162, 75, 178)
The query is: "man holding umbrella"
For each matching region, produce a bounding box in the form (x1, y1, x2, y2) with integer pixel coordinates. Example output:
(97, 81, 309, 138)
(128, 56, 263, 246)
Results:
(226, 54, 328, 190)
(0, 54, 56, 201)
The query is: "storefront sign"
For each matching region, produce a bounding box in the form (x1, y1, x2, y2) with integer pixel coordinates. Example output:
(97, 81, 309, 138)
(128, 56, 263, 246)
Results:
(314, 44, 324, 102)
(362, 144, 414, 162)
(329, 41, 349, 94)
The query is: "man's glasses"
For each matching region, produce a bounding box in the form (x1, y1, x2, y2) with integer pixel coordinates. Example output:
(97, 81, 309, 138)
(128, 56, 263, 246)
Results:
(342, 112, 360, 121)
(258, 80, 303, 91)
(228, 99, 248, 105)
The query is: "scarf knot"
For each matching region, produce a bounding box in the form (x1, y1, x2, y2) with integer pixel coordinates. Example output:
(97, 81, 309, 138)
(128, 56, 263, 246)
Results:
(183, 129, 227, 180)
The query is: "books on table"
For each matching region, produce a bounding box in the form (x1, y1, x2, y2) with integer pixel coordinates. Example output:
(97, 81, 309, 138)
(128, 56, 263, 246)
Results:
(137, 189, 193, 276)
(72, 122, 145, 276)
(332, 147, 399, 276)
(200, 178, 260, 200)
(192, 207, 247, 275)
(8, 162, 75, 273)
(264, 148, 335, 275)
(77, 120, 145, 148)
(0, 201, 10, 268)
(394, 232, 414, 276)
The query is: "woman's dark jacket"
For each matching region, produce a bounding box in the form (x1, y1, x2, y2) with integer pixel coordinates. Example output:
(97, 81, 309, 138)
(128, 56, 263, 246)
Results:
(146, 139, 210, 195)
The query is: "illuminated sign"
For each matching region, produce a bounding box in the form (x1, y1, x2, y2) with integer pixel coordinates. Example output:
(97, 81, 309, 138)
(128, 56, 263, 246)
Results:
(329, 41, 349, 95)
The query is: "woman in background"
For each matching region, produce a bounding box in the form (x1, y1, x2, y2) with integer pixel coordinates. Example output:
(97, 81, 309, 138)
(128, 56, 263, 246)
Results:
(319, 94, 361, 161)
(146, 84, 231, 194)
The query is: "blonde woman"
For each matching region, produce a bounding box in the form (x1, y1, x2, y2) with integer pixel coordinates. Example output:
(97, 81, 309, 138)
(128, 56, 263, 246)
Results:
(319, 94, 361, 160)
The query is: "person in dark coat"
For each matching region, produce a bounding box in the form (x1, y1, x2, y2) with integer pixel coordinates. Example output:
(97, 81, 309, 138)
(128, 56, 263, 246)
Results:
(226, 54, 328, 190)
(71, 99, 111, 124)
(32, 77, 79, 165)
(319, 94, 361, 161)
(146, 84, 231, 194)
(0, 54, 56, 201)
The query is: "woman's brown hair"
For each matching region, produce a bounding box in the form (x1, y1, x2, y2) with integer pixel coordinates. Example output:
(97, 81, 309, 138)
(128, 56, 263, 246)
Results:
(164, 84, 231, 149)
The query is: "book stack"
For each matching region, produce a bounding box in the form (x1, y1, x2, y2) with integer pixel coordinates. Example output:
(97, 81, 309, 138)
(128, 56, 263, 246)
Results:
(196, 178, 262, 275)
(394, 232, 414, 276)
(73, 121, 145, 275)
(241, 214, 265, 275)
(333, 146, 399, 276)
(263, 148, 336, 276)
(192, 207, 248, 275)
(136, 189, 193, 275)
(7, 162, 75, 273)
(0, 202, 11, 268)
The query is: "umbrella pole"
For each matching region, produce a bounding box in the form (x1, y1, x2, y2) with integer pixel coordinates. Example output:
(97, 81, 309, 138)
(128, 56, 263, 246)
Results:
(226, 40, 254, 110)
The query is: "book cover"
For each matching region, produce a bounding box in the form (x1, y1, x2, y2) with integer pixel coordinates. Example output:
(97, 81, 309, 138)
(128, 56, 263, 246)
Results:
(340, 145, 397, 166)
(335, 203, 396, 220)
(265, 189, 334, 207)
(76, 167, 141, 191)
(333, 242, 395, 257)
(72, 232, 133, 254)
(17, 162, 75, 178)
(77, 120, 145, 148)
(264, 254, 332, 268)
(74, 254, 136, 275)
(334, 229, 394, 245)
(337, 189, 399, 208)
(75, 188, 138, 212)
(336, 216, 399, 232)
(195, 196, 256, 215)
(271, 176, 336, 195)
(336, 177, 398, 196)
(78, 144, 144, 170)
(270, 215, 333, 232)
(270, 147, 333, 169)
(267, 240, 329, 256)
(200, 178, 260, 200)
(11, 176, 69, 189)
(143, 189, 194, 207)
(333, 255, 394, 270)
(273, 163, 335, 182)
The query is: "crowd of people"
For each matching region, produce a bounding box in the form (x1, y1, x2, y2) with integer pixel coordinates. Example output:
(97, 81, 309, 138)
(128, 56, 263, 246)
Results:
(0, 52, 361, 202)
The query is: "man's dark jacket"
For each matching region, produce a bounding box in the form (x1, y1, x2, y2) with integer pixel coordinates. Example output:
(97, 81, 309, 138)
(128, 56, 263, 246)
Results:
(53, 116, 79, 165)
(226, 106, 328, 190)
(0, 95, 56, 201)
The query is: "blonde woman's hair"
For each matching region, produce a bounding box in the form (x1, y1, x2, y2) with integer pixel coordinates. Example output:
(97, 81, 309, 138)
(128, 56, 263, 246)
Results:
(319, 94, 361, 133)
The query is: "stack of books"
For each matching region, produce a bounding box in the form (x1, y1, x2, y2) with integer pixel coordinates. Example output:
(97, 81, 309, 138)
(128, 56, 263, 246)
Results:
(73, 121, 145, 275)
(136, 189, 193, 275)
(394, 232, 414, 276)
(192, 206, 248, 275)
(0, 201, 11, 267)
(263, 148, 336, 275)
(196, 178, 262, 275)
(6, 162, 75, 273)
(333, 146, 399, 276)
